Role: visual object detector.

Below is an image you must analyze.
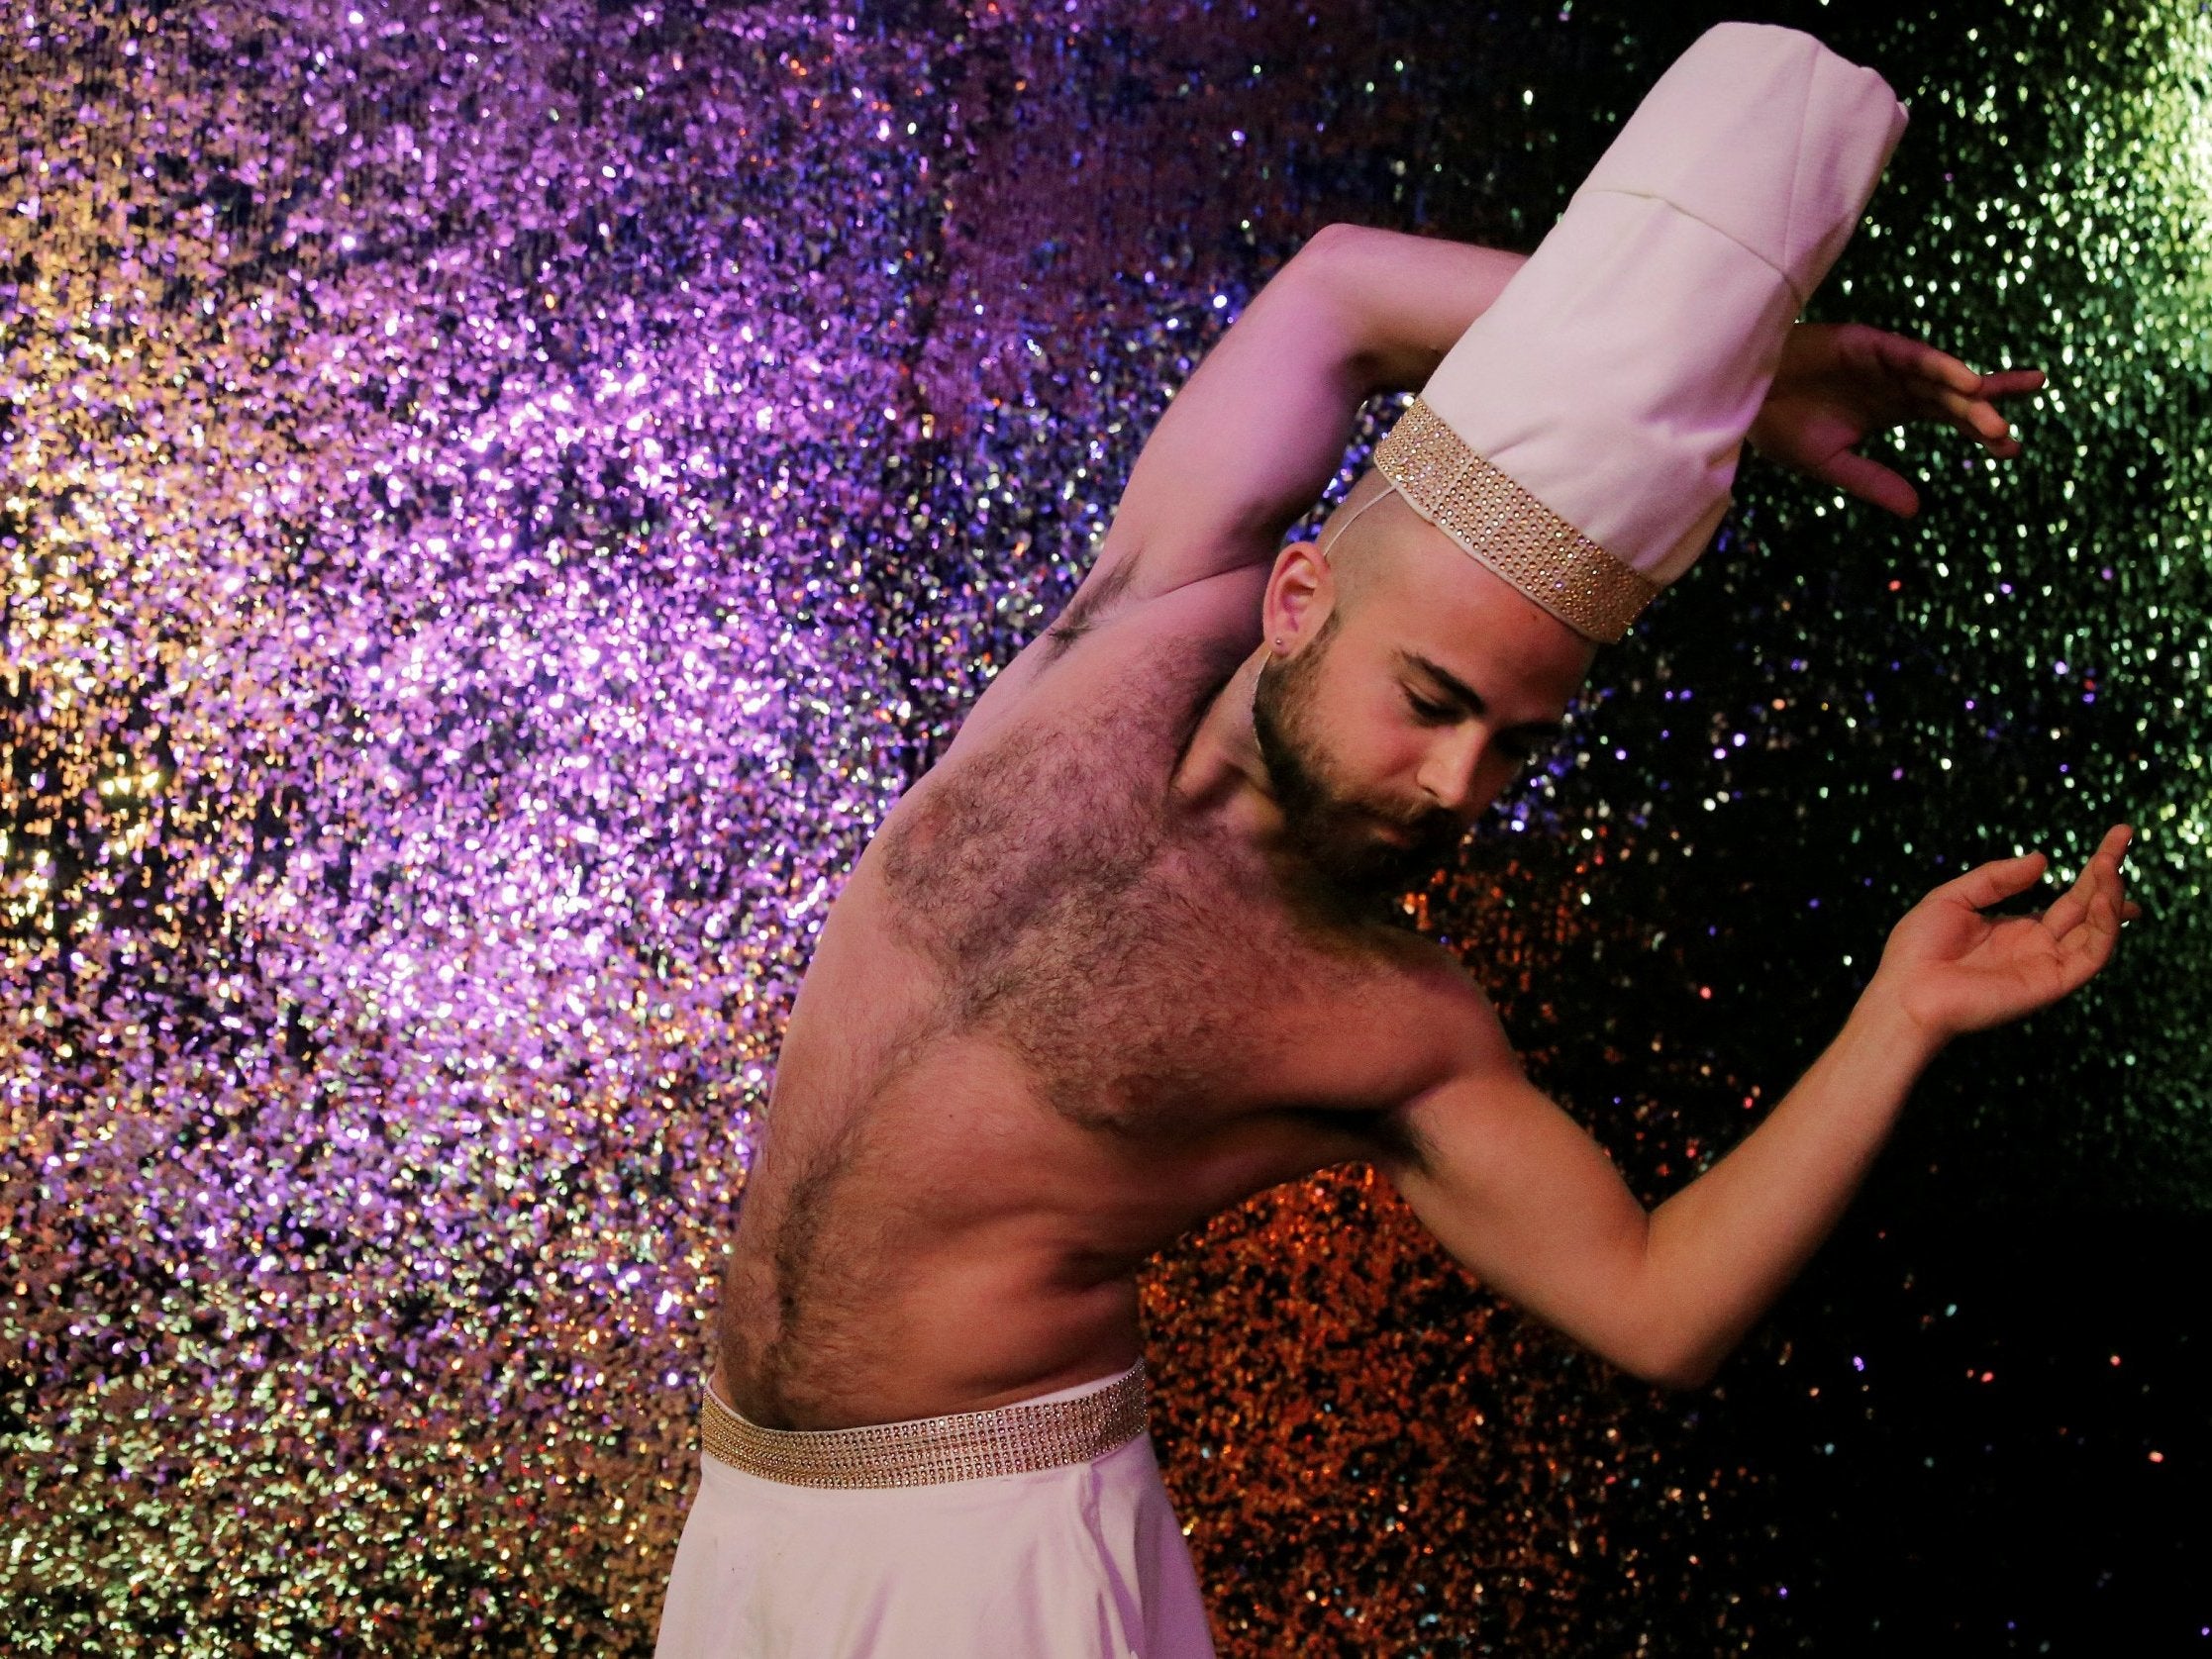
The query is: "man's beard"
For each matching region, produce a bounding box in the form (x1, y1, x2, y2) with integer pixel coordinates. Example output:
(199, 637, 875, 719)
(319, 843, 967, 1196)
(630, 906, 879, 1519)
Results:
(1250, 615, 1465, 909)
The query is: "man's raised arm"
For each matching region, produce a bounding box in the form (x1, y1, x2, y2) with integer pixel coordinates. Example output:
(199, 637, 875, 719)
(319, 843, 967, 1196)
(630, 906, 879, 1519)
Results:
(1072, 227, 1529, 612)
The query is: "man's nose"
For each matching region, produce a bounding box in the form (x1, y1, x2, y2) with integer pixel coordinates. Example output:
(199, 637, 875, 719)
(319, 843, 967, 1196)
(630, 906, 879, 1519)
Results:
(1418, 729, 1493, 814)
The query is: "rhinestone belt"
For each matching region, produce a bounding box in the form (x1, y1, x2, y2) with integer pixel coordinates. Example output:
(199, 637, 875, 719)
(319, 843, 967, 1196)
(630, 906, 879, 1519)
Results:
(699, 1361, 1151, 1490)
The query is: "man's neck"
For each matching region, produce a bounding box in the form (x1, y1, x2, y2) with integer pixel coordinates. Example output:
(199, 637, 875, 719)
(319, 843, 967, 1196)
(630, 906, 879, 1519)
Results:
(1168, 646, 1280, 843)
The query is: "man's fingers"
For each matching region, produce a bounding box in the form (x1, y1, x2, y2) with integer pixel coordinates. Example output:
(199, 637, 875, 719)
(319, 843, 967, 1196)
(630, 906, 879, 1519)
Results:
(1936, 850, 2048, 910)
(1894, 338, 1984, 395)
(1961, 369, 2044, 453)
(1846, 324, 1971, 385)
(1905, 363, 2041, 449)
(2045, 827, 2134, 945)
(1920, 359, 2044, 403)
(2077, 857, 2128, 970)
(1978, 366, 2048, 400)
(2041, 861, 2100, 941)
(1826, 449, 1920, 518)
(1928, 384, 1985, 426)
(2094, 825, 2136, 934)
(1926, 385, 2021, 448)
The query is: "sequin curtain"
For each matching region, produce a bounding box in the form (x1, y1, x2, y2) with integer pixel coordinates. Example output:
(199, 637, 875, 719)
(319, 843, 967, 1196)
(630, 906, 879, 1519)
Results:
(4, 0, 2206, 1652)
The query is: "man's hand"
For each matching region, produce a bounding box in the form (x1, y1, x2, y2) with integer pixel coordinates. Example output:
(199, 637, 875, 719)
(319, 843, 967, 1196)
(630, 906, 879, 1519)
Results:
(1866, 823, 2140, 1047)
(1746, 322, 2047, 517)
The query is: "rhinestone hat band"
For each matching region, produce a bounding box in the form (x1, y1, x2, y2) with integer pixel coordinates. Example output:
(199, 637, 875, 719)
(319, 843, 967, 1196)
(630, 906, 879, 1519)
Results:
(699, 1361, 1151, 1489)
(1371, 397, 1661, 644)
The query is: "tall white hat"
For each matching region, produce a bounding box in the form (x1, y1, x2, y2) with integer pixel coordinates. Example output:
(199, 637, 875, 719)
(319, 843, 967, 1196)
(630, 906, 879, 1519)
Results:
(1362, 23, 1907, 642)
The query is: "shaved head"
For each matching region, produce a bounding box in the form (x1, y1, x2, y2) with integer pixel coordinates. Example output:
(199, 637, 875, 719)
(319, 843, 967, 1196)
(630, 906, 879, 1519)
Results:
(1250, 469, 1601, 908)
(1312, 467, 1402, 621)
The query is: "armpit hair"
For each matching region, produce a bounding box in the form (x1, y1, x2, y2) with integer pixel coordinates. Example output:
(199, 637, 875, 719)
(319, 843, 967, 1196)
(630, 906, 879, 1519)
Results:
(1359, 1103, 1436, 1174)
(1041, 554, 1142, 656)
(1288, 1100, 1436, 1175)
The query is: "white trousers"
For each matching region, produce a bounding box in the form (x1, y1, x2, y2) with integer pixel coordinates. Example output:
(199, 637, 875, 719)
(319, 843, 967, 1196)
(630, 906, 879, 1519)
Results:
(654, 1369, 1217, 1659)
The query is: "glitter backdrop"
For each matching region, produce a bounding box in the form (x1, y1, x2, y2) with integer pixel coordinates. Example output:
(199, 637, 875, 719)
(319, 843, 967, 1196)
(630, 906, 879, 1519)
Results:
(4, 0, 2207, 1653)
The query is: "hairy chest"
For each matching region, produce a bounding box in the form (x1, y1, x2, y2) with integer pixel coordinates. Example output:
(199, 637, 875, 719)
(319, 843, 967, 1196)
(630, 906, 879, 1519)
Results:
(867, 711, 1426, 1135)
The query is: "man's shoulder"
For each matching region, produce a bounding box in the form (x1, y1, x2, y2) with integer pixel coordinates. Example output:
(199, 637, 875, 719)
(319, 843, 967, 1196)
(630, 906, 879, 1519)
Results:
(1363, 929, 1517, 1071)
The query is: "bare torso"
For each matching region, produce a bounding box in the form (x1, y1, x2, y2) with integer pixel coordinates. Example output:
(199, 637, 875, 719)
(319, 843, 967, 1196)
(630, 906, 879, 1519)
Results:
(714, 570, 1473, 1429)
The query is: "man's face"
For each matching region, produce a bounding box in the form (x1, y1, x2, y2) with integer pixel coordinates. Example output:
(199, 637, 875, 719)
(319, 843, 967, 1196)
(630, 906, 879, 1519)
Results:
(1252, 511, 1599, 904)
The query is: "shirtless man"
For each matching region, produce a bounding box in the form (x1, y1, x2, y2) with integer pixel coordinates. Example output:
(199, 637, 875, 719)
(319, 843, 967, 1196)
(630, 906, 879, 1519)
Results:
(719, 208, 2146, 1389)
(646, 216, 2135, 1654)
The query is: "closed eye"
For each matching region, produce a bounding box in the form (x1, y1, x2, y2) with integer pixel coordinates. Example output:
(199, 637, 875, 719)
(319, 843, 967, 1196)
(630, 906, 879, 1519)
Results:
(1403, 682, 1560, 762)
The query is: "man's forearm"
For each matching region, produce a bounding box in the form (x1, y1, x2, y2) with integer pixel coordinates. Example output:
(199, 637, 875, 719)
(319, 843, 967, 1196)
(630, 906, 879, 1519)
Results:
(1636, 988, 1947, 1387)
(1304, 225, 1531, 396)
(1090, 224, 1529, 565)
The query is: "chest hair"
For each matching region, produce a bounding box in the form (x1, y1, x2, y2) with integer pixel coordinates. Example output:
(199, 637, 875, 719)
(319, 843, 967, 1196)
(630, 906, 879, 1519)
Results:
(876, 689, 1376, 1134)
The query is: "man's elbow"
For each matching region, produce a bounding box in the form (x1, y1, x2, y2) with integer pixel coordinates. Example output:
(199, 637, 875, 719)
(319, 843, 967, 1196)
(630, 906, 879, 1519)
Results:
(1269, 224, 1394, 398)
(1637, 1350, 1722, 1393)
(1607, 1225, 1730, 1390)
(1611, 1327, 1727, 1393)
(1288, 222, 1390, 297)
(1300, 220, 1378, 259)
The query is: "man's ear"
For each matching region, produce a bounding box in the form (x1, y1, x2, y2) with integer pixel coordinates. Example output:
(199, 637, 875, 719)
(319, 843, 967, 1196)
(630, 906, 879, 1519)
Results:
(1262, 539, 1337, 648)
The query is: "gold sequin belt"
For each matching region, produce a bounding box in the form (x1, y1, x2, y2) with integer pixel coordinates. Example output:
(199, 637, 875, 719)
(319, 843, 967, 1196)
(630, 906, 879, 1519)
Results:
(699, 1361, 1151, 1489)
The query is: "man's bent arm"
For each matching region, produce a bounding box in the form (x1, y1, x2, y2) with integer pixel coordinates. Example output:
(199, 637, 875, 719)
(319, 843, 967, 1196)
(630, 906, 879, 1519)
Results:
(1301, 227, 1531, 396)
(1387, 833, 2131, 1391)
(1635, 987, 1940, 1385)
(1386, 983, 1941, 1391)
(1074, 227, 1531, 609)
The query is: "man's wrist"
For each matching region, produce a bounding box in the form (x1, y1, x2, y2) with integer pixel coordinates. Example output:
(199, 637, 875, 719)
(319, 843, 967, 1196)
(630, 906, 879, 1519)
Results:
(1851, 972, 1951, 1073)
